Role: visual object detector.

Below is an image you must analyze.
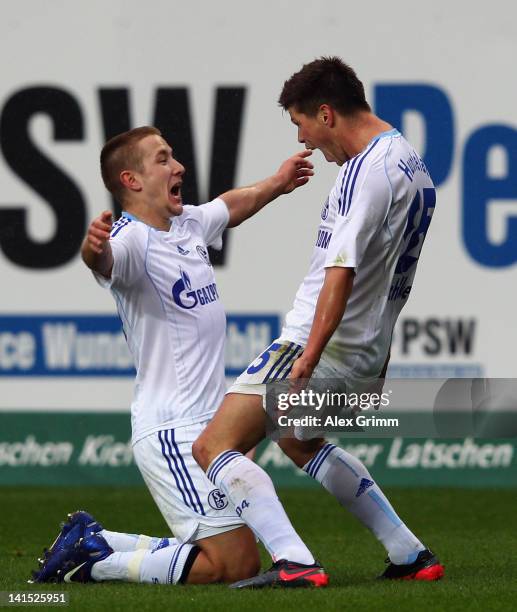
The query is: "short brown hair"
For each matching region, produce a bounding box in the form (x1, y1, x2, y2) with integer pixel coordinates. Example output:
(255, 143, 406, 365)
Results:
(278, 56, 371, 117)
(100, 126, 162, 203)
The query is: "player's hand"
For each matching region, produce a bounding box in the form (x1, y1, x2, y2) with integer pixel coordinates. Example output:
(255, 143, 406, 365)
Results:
(86, 211, 113, 254)
(276, 150, 314, 194)
(288, 355, 317, 394)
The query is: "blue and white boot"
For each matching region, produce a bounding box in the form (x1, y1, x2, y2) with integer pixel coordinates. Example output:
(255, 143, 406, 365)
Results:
(45, 511, 103, 558)
(29, 511, 106, 583)
(30, 533, 113, 583)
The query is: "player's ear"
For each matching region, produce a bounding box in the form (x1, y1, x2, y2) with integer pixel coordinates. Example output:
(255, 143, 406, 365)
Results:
(318, 104, 335, 128)
(120, 170, 142, 192)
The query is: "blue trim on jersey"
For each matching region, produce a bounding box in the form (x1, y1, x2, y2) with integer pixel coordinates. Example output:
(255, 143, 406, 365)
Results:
(158, 430, 192, 510)
(305, 443, 336, 478)
(336, 129, 400, 216)
(111, 217, 132, 237)
(122, 211, 138, 221)
(340, 154, 360, 217)
(207, 450, 242, 484)
(337, 163, 351, 216)
(338, 132, 399, 217)
(371, 128, 400, 142)
(170, 429, 206, 515)
(345, 138, 380, 215)
(163, 430, 200, 515)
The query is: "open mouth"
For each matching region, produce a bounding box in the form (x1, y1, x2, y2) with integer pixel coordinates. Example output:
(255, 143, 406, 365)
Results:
(170, 183, 182, 197)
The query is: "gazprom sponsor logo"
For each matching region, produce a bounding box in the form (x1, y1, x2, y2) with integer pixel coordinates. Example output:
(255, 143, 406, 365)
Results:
(0, 314, 280, 377)
(172, 269, 219, 310)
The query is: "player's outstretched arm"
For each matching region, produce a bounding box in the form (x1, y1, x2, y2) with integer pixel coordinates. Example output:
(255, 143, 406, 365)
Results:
(290, 266, 355, 382)
(221, 150, 313, 227)
(81, 211, 114, 279)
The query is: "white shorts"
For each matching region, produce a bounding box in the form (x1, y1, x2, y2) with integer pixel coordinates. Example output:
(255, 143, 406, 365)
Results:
(227, 339, 383, 441)
(227, 339, 341, 398)
(132, 420, 244, 544)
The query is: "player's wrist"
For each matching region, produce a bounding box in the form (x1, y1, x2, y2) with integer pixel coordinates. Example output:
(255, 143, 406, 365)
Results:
(299, 351, 320, 369)
(269, 170, 289, 196)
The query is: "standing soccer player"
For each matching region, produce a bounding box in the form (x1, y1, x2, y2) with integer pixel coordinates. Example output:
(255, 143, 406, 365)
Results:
(193, 57, 445, 587)
(31, 126, 314, 586)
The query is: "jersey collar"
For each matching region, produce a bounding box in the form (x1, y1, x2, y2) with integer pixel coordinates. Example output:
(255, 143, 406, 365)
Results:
(370, 128, 400, 143)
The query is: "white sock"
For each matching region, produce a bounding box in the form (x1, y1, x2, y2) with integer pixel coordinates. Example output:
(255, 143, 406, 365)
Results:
(99, 530, 174, 552)
(304, 443, 425, 565)
(207, 450, 315, 565)
(91, 542, 197, 584)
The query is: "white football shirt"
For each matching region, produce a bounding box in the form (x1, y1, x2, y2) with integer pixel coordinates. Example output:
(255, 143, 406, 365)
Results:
(96, 198, 229, 443)
(281, 129, 436, 379)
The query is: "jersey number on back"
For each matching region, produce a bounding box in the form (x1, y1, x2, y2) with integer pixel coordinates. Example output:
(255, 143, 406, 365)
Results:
(395, 187, 436, 274)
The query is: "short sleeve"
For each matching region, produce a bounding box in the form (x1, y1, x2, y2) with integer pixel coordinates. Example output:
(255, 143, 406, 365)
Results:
(325, 162, 391, 271)
(93, 222, 146, 289)
(184, 198, 230, 250)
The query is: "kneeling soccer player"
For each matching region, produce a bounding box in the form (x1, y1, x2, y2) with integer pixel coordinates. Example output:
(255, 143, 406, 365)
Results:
(30, 126, 317, 586)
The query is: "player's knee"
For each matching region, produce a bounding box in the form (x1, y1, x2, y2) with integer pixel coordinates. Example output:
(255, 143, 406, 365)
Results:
(222, 550, 261, 582)
(191, 435, 211, 472)
(201, 558, 226, 583)
(278, 437, 326, 469)
(185, 549, 226, 584)
(209, 560, 226, 583)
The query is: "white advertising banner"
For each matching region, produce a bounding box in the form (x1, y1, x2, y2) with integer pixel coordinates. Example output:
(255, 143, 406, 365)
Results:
(0, 0, 515, 410)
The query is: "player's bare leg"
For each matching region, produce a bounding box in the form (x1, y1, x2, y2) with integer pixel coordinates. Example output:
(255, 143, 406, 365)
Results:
(278, 436, 444, 580)
(187, 525, 259, 583)
(193, 393, 266, 463)
(193, 394, 328, 588)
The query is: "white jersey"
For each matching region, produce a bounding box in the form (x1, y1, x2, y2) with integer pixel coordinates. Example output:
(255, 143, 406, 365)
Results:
(281, 129, 436, 379)
(96, 199, 230, 443)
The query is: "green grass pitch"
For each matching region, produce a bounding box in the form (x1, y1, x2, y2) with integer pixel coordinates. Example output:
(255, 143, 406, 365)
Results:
(1, 486, 516, 611)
